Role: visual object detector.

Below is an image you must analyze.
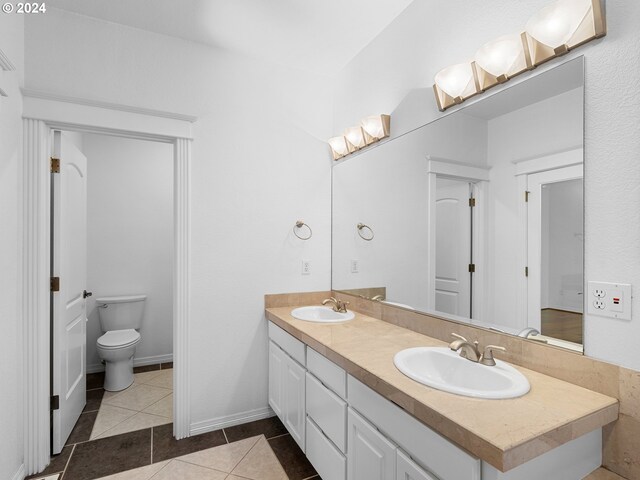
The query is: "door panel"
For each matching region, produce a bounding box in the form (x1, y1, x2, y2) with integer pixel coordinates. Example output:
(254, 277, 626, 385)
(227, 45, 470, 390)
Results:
(52, 131, 88, 454)
(284, 356, 306, 452)
(347, 408, 396, 480)
(435, 179, 472, 317)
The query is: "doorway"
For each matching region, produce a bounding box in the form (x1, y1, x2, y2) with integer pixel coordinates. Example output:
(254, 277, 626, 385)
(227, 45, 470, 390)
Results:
(22, 101, 193, 476)
(51, 130, 175, 453)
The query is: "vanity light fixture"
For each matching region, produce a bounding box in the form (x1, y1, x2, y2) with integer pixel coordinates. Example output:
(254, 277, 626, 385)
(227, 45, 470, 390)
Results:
(433, 0, 605, 111)
(328, 114, 391, 160)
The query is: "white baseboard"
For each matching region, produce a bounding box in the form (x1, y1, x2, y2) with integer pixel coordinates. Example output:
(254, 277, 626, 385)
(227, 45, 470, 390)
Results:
(12, 464, 25, 480)
(87, 353, 173, 374)
(189, 406, 275, 436)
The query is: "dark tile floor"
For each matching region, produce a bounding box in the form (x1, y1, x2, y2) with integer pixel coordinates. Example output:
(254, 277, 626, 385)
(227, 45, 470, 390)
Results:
(29, 416, 320, 480)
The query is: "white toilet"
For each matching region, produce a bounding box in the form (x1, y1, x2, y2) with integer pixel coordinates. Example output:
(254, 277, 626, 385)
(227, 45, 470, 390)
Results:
(96, 294, 146, 391)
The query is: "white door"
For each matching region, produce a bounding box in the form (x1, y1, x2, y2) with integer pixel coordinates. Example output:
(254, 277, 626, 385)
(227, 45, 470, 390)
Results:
(268, 341, 284, 419)
(52, 131, 88, 454)
(526, 164, 583, 332)
(347, 408, 396, 480)
(397, 449, 437, 480)
(283, 355, 306, 452)
(435, 179, 473, 317)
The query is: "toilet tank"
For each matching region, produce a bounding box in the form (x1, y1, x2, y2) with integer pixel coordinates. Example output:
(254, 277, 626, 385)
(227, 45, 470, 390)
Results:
(96, 294, 147, 332)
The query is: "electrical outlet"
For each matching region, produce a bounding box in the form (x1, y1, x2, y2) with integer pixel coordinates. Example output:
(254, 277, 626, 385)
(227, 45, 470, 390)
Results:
(351, 259, 359, 274)
(301, 260, 311, 275)
(587, 281, 632, 320)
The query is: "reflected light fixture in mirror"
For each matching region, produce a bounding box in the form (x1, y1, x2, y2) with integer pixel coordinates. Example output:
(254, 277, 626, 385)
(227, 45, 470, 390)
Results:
(328, 136, 351, 160)
(344, 126, 367, 151)
(361, 114, 391, 145)
(433, 0, 604, 111)
(328, 114, 391, 160)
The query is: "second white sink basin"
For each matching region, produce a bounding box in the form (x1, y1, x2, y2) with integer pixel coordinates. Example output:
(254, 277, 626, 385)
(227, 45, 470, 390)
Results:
(291, 306, 355, 323)
(394, 347, 530, 399)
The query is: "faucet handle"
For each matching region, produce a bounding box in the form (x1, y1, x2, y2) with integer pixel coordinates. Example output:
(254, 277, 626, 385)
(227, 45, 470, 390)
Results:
(338, 300, 350, 313)
(480, 345, 506, 366)
(451, 333, 468, 343)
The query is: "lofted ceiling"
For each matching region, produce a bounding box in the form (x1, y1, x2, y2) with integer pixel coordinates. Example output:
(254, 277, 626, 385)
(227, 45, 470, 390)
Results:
(47, 0, 414, 75)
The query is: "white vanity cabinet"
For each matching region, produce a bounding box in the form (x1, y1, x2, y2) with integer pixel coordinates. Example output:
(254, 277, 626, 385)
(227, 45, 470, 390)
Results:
(347, 408, 396, 480)
(268, 323, 306, 451)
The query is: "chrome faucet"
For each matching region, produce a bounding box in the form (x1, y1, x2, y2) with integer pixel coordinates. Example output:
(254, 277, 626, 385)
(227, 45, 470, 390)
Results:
(371, 294, 385, 301)
(449, 333, 507, 366)
(322, 297, 350, 313)
(449, 333, 481, 362)
(517, 327, 540, 338)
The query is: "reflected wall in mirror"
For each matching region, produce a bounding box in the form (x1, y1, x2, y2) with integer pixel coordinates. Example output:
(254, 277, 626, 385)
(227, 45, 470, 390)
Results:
(332, 57, 584, 352)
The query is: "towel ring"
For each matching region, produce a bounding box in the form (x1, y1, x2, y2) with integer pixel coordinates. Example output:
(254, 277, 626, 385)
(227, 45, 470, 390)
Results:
(357, 223, 374, 241)
(294, 220, 312, 240)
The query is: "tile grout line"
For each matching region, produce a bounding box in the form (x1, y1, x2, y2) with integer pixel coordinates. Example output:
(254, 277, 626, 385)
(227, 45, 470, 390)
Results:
(267, 432, 290, 440)
(150, 426, 154, 464)
(60, 443, 76, 480)
(222, 428, 229, 444)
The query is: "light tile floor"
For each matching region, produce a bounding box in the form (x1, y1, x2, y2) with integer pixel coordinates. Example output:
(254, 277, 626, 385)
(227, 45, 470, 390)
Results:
(94, 435, 289, 480)
(91, 369, 173, 439)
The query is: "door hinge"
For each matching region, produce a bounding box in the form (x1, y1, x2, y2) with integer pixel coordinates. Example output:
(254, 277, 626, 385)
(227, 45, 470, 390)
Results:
(50, 277, 60, 292)
(469, 197, 476, 207)
(525, 266, 529, 277)
(525, 190, 530, 202)
(51, 395, 59, 411)
(50, 157, 60, 174)
(468, 263, 476, 273)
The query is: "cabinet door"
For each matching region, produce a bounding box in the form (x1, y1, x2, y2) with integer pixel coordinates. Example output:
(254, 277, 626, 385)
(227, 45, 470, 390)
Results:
(397, 449, 437, 480)
(284, 355, 306, 451)
(348, 408, 396, 480)
(268, 341, 284, 420)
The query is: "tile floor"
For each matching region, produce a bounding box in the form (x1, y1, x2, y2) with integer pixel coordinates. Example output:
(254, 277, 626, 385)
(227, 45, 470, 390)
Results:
(28, 417, 319, 480)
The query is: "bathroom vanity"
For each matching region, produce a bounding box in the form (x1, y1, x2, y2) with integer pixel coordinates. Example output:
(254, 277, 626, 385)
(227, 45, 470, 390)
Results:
(265, 302, 618, 480)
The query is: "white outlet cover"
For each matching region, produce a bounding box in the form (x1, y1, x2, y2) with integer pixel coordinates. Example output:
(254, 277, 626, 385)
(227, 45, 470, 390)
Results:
(587, 281, 632, 320)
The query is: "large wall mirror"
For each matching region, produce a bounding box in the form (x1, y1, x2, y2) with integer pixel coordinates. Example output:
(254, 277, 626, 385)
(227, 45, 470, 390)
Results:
(332, 57, 585, 352)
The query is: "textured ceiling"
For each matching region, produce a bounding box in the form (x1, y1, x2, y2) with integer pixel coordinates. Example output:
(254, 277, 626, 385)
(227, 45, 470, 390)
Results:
(46, 0, 414, 75)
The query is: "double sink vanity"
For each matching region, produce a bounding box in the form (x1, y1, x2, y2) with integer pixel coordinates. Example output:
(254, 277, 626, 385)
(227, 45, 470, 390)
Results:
(266, 293, 619, 480)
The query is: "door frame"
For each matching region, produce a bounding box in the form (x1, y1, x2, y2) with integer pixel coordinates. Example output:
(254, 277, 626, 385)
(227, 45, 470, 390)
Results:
(514, 148, 584, 331)
(426, 157, 490, 322)
(21, 91, 196, 475)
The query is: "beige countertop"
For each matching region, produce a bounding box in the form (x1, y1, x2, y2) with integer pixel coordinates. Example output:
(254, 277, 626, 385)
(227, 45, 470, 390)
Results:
(266, 306, 619, 472)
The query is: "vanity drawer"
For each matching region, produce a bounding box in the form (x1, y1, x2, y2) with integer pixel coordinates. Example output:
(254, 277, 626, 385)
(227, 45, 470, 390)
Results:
(306, 416, 346, 480)
(307, 347, 347, 398)
(268, 322, 305, 366)
(348, 375, 481, 480)
(306, 372, 347, 452)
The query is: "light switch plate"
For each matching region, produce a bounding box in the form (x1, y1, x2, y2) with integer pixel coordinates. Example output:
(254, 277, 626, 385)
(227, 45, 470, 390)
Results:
(587, 281, 632, 320)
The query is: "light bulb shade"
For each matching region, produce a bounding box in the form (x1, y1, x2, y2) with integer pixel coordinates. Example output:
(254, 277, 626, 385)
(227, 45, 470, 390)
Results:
(474, 34, 528, 78)
(344, 126, 367, 150)
(328, 136, 349, 160)
(434, 63, 476, 99)
(526, 0, 593, 49)
(360, 114, 391, 144)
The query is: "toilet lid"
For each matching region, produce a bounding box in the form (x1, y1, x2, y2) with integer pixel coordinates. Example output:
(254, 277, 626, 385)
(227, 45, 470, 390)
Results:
(97, 329, 140, 349)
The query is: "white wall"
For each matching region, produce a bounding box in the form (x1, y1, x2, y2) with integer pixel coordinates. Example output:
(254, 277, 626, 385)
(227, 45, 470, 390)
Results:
(83, 134, 174, 372)
(24, 8, 333, 431)
(0, 13, 24, 480)
(332, 0, 640, 371)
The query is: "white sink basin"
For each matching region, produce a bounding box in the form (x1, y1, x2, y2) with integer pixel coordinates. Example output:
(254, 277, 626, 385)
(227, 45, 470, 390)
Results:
(291, 306, 355, 323)
(394, 347, 530, 399)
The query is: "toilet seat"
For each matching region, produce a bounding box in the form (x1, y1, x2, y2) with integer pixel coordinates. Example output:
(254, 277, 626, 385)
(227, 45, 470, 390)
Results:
(97, 329, 141, 350)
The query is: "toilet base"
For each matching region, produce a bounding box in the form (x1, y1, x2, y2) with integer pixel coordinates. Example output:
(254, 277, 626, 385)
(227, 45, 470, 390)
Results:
(104, 355, 135, 392)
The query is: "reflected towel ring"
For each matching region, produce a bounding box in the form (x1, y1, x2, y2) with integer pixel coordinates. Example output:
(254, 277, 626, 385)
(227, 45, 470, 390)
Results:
(357, 223, 374, 241)
(294, 220, 312, 240)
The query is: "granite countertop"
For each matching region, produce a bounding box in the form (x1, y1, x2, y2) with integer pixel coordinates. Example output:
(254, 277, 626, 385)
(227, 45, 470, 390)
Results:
(266, 306, 619, 472)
